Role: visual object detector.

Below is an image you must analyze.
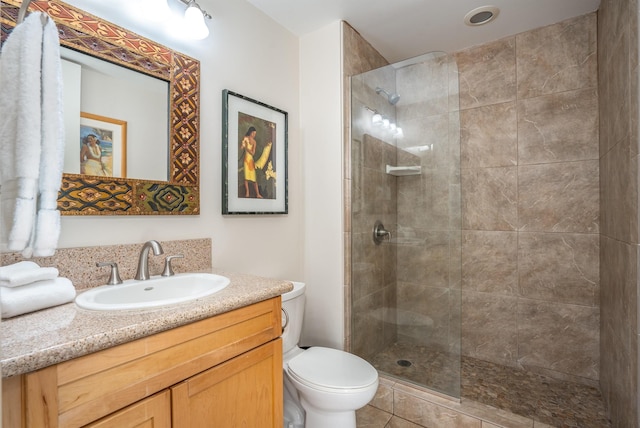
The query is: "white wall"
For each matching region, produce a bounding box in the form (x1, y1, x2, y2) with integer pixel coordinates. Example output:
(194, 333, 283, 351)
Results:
(299, 22, 345, 349)
(58, 0, 304, 281)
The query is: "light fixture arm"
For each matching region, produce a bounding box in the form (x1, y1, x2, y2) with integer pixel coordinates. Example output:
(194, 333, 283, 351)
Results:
(176, 0, 212, 19)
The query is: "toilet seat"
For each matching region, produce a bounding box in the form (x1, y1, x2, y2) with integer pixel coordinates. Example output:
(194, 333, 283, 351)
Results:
(287, 347, 378, 392)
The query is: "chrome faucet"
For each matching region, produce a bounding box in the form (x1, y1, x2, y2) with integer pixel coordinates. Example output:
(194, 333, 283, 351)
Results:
(134, 240, 164, 280)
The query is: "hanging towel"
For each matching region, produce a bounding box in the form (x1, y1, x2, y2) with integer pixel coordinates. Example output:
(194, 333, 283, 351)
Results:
(32, 16, 65, 257)
(0, 261, 59, 288)
(0, 276, 75, 318)
(0, 12, 65, 258)
(0, 12, 44, 254)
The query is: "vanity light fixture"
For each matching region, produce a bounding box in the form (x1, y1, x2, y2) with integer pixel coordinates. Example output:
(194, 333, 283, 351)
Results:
(176, 0, 212, 39)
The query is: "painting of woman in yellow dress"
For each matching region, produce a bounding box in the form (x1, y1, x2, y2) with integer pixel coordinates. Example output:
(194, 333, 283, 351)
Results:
(238, 114, 275, 199)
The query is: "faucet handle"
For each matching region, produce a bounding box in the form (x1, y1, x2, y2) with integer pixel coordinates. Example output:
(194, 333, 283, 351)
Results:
(96, 261, 123, 285)
(162, 254, 184, 277)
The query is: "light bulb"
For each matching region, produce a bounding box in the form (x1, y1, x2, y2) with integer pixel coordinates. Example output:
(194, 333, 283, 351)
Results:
(372, 113, 382, 125)
(395, 127, 404, 138)
(184, 3, 209, 40)
(382, 118, 390, 129)
(389, 123, 397, 131)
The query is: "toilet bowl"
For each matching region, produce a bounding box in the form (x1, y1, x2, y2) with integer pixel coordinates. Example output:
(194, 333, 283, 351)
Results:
(281, 282, 378, 428)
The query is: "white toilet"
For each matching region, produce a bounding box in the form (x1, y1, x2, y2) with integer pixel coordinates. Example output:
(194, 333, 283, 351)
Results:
(281, 282, 378, 428)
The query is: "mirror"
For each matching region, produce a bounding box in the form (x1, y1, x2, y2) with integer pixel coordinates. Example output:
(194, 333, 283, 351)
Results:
(1, 0, 200, 215)
(61, 47, 170, 181)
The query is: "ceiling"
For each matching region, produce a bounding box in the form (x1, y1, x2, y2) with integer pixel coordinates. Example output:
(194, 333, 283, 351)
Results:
(245, 0, 601, 63)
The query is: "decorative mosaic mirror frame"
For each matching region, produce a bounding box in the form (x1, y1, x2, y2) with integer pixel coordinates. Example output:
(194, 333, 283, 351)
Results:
(0, 0, 200, 215)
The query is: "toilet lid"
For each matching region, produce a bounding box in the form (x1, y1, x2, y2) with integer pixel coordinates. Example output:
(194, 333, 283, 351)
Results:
(287, 347, 378, 390)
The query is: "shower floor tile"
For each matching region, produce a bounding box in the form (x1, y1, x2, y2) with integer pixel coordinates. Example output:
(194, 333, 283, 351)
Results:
(369, 343, 611, 427)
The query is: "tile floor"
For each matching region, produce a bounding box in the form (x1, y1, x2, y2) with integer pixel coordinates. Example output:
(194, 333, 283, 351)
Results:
(366, 343, 610, 427)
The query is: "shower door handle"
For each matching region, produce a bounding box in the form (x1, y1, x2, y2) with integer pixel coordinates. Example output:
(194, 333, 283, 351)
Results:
(373, 220, 391, 245)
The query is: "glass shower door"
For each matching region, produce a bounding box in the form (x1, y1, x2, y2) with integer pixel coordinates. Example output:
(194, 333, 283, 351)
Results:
(350, 51, 461, 397)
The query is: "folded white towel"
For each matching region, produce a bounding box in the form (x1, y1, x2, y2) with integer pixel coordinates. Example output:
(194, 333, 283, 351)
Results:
(0, 277, 75, 318)
(0, 261, 59, 287)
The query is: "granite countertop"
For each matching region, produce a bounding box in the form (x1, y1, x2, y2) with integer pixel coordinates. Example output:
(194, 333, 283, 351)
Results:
(0, 270, 293, 378)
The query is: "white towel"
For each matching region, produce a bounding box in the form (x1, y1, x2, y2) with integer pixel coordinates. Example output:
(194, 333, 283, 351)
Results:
(32, 16, 65, 257)
(0, 277, 75, 318)
(0, 13, 44, 254)
(0, 261, 59, 288)
(0, 12, 65, 258)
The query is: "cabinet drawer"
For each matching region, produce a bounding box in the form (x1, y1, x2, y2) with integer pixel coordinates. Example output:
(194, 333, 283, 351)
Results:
(12, 297, 281, 428)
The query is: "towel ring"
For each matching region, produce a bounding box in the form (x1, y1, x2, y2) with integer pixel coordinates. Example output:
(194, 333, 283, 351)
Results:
(17, 0, 33, 24)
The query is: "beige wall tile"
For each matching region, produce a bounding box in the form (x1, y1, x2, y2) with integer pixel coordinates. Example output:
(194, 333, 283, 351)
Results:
(518, 161, 599, 233)
(600, 137, 638, 242)
(461, 102, 517, 169)
(462, 166, 518, 231)
(396, 231, 450, 287)
(456, 38, 516, 110)
(462, 231, 517, 295)
(461, 292, 518, 366)
(517, 89, 598, 165)
(517, 232, 599, 305)
(517, 299, 599, 380)
(516, 13, 597, 99)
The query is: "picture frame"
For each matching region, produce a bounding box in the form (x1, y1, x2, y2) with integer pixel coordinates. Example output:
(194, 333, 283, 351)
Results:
(222, 90, 288, 214)
(79, 112, 127, 178)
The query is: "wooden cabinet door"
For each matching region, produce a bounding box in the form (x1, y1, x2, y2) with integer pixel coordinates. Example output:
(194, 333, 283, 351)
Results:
(171, 339, 283, 428)
(84, 390, 171, 428)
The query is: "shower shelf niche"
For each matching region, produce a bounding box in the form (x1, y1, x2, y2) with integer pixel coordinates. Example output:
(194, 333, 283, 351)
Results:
(386, 165, 421, 176)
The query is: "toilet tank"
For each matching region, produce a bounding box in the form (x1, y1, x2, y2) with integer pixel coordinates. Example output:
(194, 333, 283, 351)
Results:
(281, 281, 306, 354)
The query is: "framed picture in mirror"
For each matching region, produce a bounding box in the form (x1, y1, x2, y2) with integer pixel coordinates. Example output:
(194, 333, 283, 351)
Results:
(79, 112, 127, 178)
(222, 90, 288, 215)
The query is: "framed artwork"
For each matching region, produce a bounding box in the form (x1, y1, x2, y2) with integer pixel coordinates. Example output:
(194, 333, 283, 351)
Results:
(79, 112, 127, 178)
(222, 90, 288, 214)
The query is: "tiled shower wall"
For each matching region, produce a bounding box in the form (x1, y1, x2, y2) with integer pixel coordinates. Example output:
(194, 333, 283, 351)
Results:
(456, 14, 600, 384)
(598, 0, 640, 425)
(342, 22, 391, 357)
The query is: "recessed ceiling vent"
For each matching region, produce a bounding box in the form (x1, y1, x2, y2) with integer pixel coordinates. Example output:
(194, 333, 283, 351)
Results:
(464, 6, 500, 26)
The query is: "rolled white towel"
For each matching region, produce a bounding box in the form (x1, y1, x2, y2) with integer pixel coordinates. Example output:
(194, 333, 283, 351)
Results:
(0, 277, 75, 318)
(0, 261, 59, 288)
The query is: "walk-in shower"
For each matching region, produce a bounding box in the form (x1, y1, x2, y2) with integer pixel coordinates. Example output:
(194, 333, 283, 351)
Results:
(349, 47, 610, 427)
(350, 51, 462, 398)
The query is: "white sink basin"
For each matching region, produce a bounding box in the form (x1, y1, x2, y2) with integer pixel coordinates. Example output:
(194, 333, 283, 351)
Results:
(75, 273, 230, 311)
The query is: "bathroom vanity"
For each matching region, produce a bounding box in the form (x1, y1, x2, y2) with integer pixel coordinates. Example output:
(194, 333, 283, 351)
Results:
(1, 272, 291, 427)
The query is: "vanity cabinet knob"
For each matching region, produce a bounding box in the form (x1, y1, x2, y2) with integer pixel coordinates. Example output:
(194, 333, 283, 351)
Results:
(96, 262, 123, 285)
(162, 254, 184, 277)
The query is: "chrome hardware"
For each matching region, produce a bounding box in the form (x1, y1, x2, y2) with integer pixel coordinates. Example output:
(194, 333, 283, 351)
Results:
(373, 220, 391, 245)
(96, 261, 123, 285)
(162, 254, 184, 277)
(134, 240, 164, 281)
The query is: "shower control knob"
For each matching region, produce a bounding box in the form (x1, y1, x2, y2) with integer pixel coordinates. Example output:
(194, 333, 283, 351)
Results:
(373, 220, 391, 245)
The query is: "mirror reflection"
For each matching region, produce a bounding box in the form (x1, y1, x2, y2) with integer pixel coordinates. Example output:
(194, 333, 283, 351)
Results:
(60, 47, 169, 181)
